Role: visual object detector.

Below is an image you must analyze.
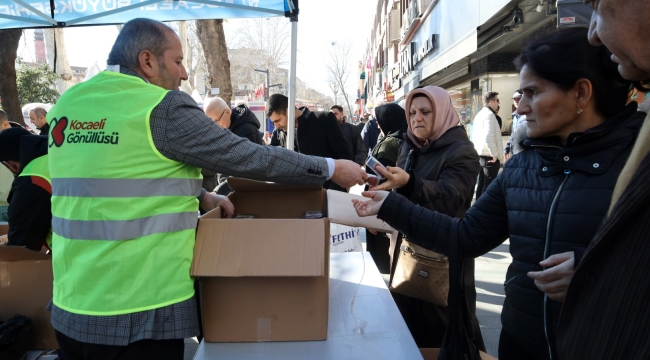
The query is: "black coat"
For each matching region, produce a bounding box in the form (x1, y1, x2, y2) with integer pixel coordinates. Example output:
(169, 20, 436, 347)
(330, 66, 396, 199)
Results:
(229, 104, 264, 145)
(340, 121, 366, 166)
(389, 126, 483, 349)
(377, 104, 645, 359)
(270, 108, 351, 191)
(7, 135, 51, 251)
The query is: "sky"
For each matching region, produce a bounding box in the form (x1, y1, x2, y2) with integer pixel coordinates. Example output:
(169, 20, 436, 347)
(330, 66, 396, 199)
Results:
(16, 0, 375, 98)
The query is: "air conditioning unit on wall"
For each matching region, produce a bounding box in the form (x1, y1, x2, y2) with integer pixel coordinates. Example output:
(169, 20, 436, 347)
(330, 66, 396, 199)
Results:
(388, 9, 400, 44)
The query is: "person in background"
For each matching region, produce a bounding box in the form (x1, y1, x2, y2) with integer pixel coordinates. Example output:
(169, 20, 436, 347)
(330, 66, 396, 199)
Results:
(363, 102, 408, 274)
(267, 94, 353, 192)
(0, 110, 14, 221)
(367, 86, 484, 350)
(47, 18, 366, 360)
(29, 107, 49, 135)
(555, 1, 650, 358)
(504, 90, 526, 160)
(354, 28, 645, 360)
(331, 105, 366, 167)
(471, 91, 504, 199)
(0, 128, 51, 251)
(205, 97, 264, 195)
(361, 109, 381, 153)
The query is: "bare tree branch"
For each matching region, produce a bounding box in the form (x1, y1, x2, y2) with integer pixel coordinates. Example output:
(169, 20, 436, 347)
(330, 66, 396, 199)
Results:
(325, 40, 355, 120)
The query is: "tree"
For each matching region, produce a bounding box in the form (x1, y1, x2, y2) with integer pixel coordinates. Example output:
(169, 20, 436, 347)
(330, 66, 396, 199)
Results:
(234, 18, 290, 93)
(44, 29, 75, 95)
(325, 40, 355, 120)
(196, 19, 232, 104)
(16, 59, 60, 105)
(0, 29, 23, 124)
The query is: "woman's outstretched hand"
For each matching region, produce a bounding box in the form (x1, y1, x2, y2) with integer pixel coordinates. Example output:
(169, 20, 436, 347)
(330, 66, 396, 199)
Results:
(369, 166, 410, 191)
(351, 190, 390, 217)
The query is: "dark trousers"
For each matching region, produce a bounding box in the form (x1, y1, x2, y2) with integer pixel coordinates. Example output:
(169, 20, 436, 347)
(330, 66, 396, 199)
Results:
(366, 230, 391, 274)
(499, 328, 548, 360)
(55, 331, 184, 360)
(475, 156, 500, 199)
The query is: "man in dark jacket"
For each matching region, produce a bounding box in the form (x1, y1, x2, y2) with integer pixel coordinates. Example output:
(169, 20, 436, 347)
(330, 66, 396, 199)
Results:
(0, 128, 51, 251)
(555, 2, 650, 359)
(29, 107, 50, 136)
(266, 94, 352, 192)
(330, 105, 366, 166)
(205, 98, 265, 194)
(361, 114, 380, 153)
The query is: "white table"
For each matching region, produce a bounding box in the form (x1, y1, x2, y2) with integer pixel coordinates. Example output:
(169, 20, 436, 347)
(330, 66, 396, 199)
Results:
(193, 252, 423, 360)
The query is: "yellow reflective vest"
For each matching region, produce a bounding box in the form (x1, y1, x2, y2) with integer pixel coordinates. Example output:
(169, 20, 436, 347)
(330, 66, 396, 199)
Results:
(47, 71, 202, 315)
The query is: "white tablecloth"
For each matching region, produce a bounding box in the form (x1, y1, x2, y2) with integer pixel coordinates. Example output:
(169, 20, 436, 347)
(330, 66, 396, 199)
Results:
(193, 252, 422, 360)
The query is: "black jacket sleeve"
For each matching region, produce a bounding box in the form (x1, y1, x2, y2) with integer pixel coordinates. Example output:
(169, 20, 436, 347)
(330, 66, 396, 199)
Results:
(352, 127, 367, 166)
(7, 178, 52, 251)
(396, 143, 481, 217)
(378, 172, 510, 259)
(323, 113, 353, 160)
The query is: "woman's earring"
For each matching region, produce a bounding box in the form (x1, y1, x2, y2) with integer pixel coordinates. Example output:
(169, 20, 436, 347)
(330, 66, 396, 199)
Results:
(577, 108, 583, 115)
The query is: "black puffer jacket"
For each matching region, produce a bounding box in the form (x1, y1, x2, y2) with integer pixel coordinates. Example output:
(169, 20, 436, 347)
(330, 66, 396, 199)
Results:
(229, 104, 264, 145)
(377, 104, 645, 360)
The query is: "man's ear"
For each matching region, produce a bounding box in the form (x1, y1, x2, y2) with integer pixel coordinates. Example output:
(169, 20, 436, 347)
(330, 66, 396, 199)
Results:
(138, 50, 158, 80)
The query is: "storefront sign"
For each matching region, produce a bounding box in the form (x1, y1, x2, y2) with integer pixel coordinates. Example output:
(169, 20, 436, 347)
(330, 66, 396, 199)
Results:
(399, 42, 417, 78)
(414, 34, 437, 66)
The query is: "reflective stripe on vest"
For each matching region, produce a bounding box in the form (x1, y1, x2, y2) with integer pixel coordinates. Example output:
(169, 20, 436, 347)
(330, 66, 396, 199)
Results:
(18, 154, 53, 248)
(47, 71, 201, 316)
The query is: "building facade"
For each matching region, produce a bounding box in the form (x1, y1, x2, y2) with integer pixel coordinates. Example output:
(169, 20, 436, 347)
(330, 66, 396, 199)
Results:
(360, 0, 565, 132)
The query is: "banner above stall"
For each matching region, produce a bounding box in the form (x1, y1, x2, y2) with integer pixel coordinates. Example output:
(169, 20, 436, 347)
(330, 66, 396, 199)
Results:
(0, 0, 291, 29)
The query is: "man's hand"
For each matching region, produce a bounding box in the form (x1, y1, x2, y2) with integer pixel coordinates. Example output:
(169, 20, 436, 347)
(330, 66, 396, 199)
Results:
(332, 159, 368, 188)
(504, 153, 511, 161)
(351, 190, 389, 217)
(527, 251, 575, 302)
(487, 156, 498, 163)
(370, 166, 410, 191)
(0, 234, 7, 246)
(200, 192, 235, 218)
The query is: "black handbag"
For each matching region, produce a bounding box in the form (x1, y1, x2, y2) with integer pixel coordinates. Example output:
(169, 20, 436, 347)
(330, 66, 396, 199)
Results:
(437, 225, 482, 360)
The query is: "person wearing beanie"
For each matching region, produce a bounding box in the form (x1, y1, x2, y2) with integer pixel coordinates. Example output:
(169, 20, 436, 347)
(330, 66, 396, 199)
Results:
(0, 128, 51, 251)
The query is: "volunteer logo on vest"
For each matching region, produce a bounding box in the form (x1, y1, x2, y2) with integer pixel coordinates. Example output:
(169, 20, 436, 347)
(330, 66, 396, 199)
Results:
(49, 116, 119, 148)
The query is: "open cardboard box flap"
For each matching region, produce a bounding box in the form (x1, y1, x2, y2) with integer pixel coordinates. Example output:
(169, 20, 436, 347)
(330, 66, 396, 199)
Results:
(192, 219, 326, 278)
(0, 246, 50, 262)
(226, 178, 394, 232)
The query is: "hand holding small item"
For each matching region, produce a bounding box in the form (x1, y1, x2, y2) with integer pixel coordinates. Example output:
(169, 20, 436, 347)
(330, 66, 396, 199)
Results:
(369, 166, 410, 191)
(351, 190, 390, 217)
(201, 192, 235, 218)
(527, 251, 575, 302)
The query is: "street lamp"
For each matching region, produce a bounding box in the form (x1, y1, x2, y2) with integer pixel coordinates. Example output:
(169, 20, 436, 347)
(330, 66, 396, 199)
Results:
(254, 69, 270, 101)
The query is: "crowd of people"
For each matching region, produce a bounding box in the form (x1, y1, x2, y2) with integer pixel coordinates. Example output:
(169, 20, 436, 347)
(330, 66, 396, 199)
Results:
(1, 1, 650, 358)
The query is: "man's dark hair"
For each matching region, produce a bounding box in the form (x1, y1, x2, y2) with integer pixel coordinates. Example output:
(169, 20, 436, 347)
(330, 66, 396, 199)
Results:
(330, 105, 343, 113)
(0, 127, 32, 162)
(0, 109, 7, 123)
(107, 18, 174, 70)
(515, 27, 636, 117)
(483, 92, 499, 106)
(266, 94, 288, 118)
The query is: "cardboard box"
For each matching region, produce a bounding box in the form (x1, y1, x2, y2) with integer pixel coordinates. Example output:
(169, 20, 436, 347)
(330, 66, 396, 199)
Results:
(0, 246, 58, 350)
(192, 179, 393, 343)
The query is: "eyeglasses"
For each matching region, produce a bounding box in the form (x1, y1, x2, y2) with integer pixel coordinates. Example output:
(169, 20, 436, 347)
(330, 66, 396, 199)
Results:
(217, 109, 228, 123)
